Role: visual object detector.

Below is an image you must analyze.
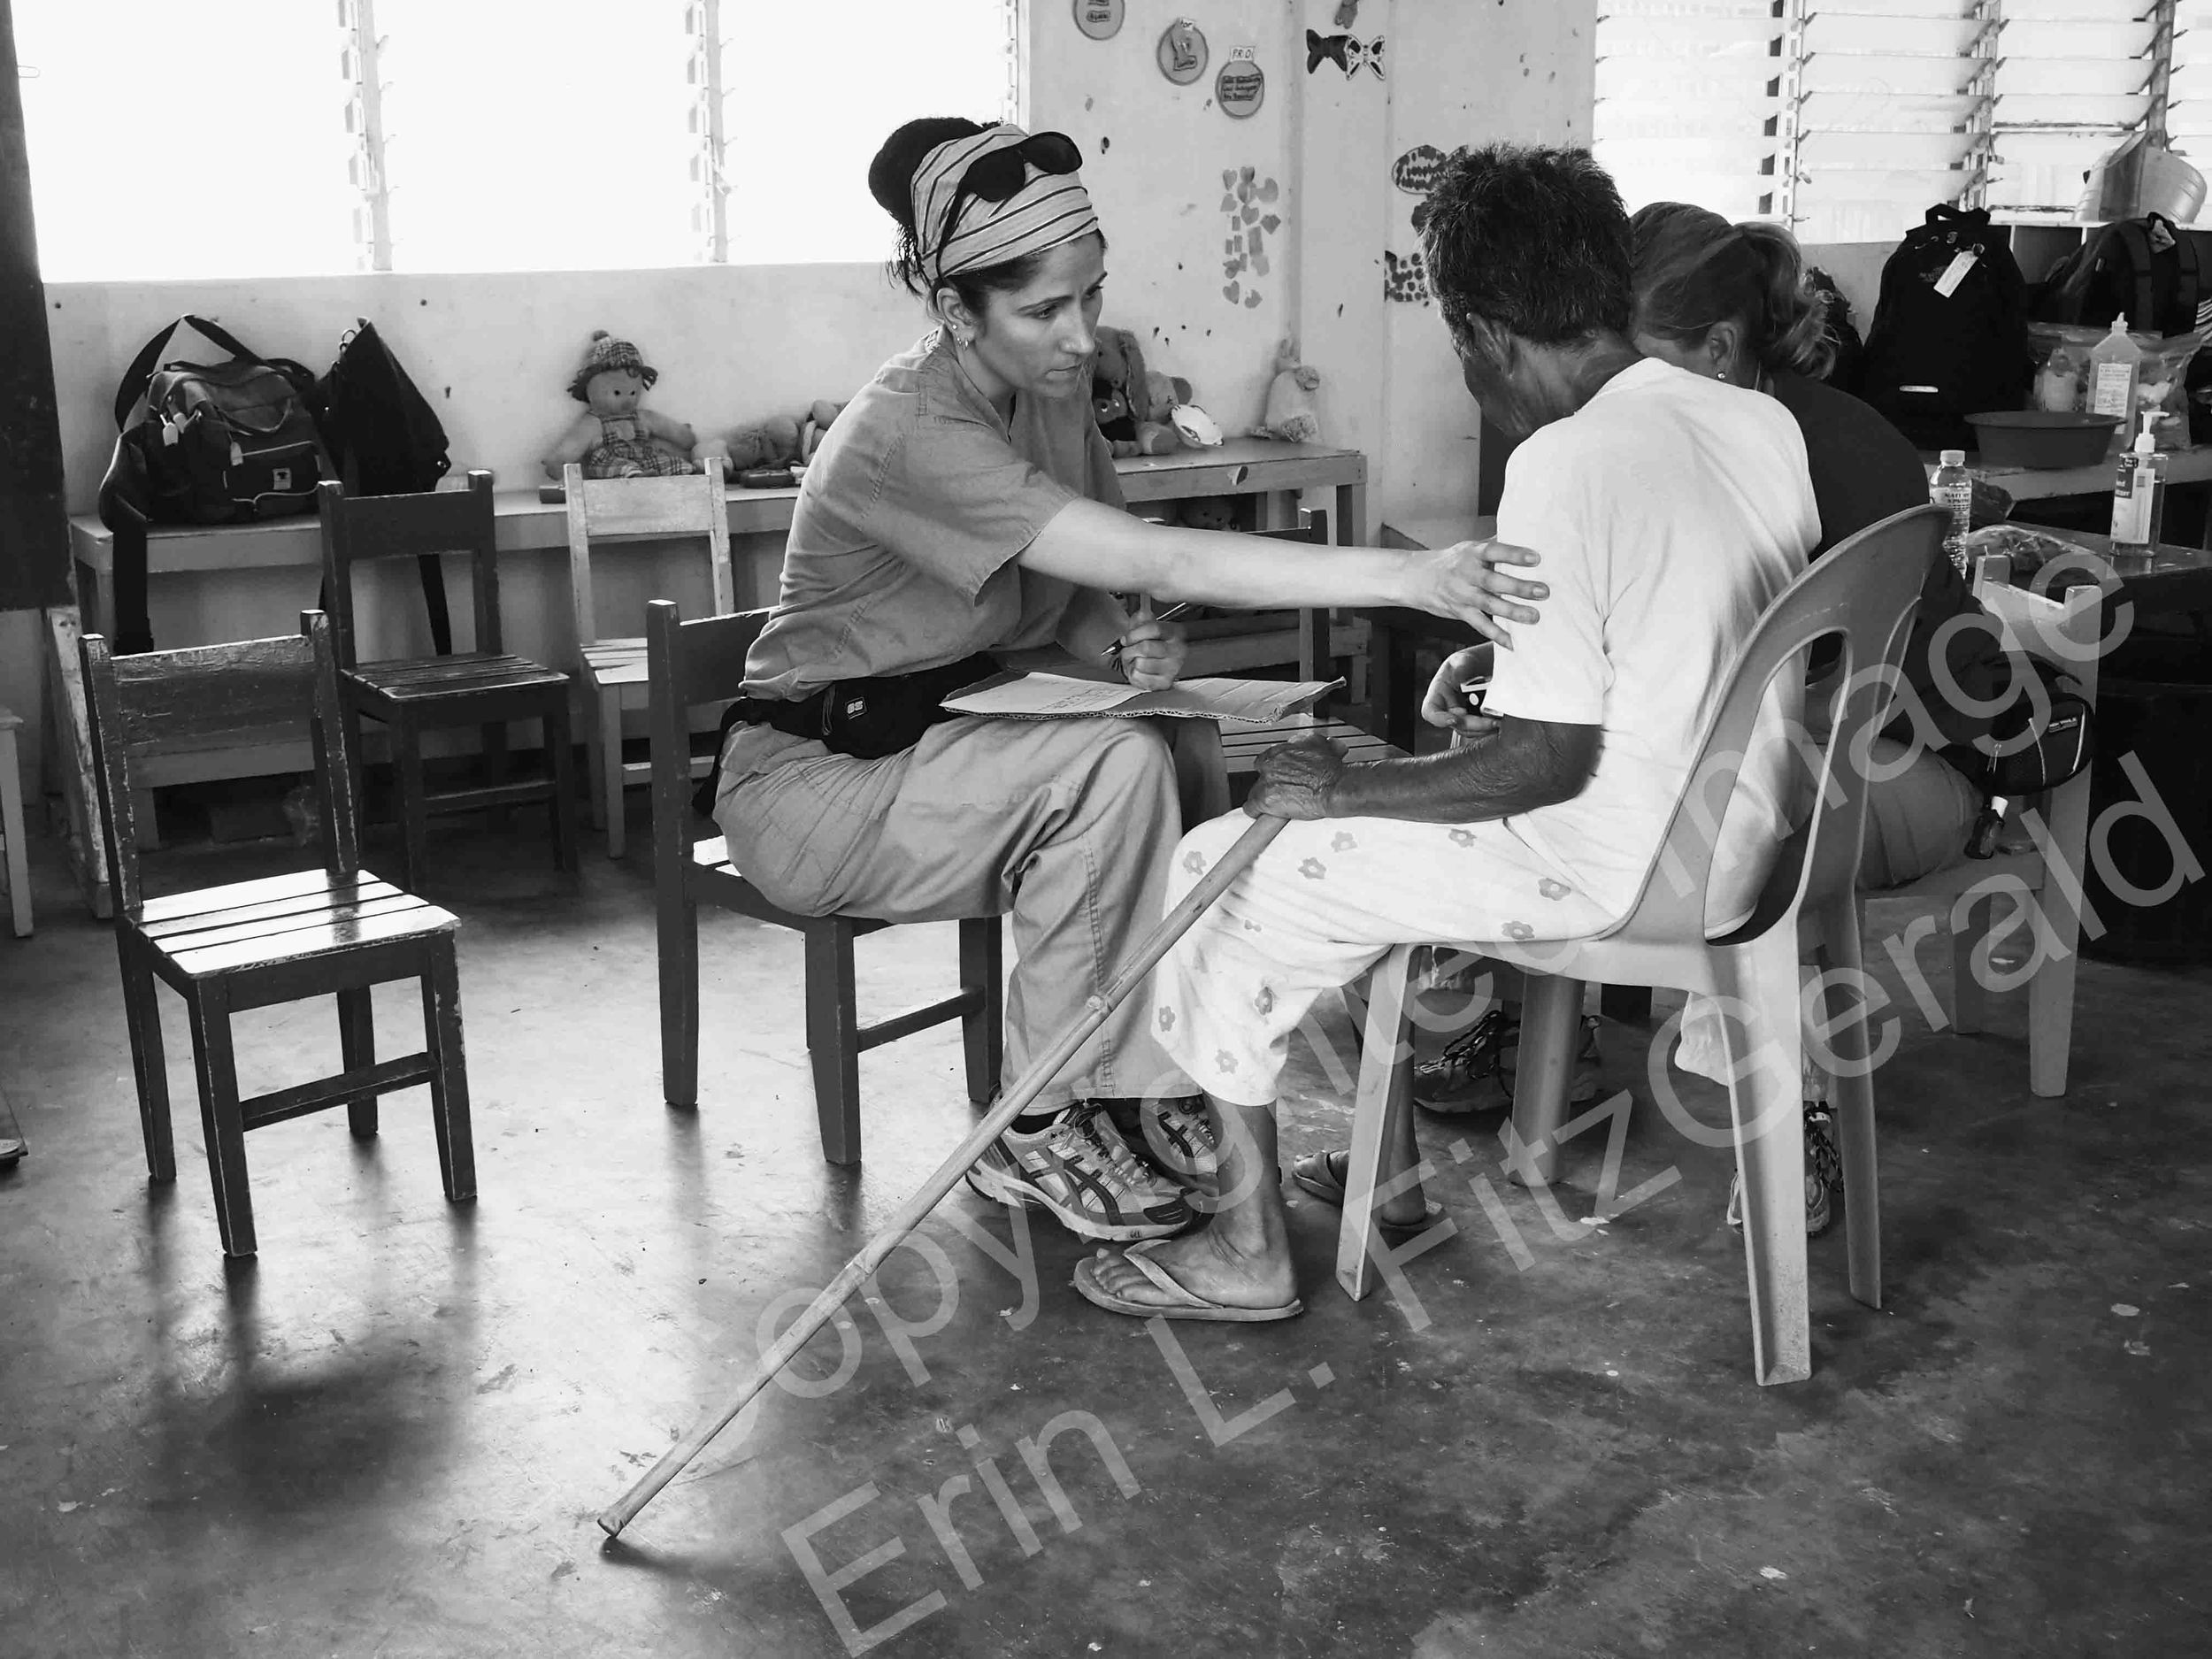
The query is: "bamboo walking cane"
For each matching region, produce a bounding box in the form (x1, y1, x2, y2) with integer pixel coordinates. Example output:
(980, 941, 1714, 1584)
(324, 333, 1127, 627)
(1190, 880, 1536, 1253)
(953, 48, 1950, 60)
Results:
(598, 812, 1289, 1537)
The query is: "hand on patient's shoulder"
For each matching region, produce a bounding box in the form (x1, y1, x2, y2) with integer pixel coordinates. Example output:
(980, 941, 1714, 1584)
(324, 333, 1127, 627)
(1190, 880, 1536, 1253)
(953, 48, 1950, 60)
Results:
(1409, 538, 1547, 649)
(1243, 735, 1345, 822)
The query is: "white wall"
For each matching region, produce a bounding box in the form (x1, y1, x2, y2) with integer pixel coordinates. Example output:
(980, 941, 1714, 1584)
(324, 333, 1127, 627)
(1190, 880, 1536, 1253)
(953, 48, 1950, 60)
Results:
(1381, 0, 1599, 530)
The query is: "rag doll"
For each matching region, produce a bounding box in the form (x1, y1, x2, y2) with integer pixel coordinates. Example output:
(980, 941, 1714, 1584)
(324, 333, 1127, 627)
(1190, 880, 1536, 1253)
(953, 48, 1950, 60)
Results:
(543, 332, 724, 480)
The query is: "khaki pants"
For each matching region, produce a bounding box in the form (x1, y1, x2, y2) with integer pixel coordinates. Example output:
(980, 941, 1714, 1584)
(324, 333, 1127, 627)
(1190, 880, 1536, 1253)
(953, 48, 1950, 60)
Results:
(714, 715, 1195, 1110)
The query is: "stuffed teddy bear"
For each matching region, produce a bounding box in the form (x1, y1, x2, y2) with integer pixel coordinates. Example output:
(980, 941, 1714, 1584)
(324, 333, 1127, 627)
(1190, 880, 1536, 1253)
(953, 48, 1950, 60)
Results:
(542, 332, 726, 480)
(1090, 326, 1186, 457)
(1250, 337, 1323, 444)
(726, 400, 849, 474)
(1173, 495, 1240, 533)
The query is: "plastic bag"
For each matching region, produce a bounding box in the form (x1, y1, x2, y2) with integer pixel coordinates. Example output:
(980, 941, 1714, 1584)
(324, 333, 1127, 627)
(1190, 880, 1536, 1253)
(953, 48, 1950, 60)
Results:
(1955, 522, 2093, 580)
(2026, 320, 2203, 449)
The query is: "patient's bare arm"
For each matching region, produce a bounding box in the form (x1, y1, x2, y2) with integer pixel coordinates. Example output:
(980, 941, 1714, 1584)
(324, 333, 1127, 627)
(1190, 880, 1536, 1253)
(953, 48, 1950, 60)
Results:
(1244, 718, 1599, 824)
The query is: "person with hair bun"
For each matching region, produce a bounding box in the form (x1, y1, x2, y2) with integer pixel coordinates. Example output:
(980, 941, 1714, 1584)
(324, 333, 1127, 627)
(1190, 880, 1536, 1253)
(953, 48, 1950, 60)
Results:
(1629, 202, 2007, 887)
(1631, 202, 2012, 1237)
(717, 117, 1544, 1247)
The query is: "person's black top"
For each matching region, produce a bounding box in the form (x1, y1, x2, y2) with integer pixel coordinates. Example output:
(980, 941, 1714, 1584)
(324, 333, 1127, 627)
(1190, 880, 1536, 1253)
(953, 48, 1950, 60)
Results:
(1769, 369, 2004, 752)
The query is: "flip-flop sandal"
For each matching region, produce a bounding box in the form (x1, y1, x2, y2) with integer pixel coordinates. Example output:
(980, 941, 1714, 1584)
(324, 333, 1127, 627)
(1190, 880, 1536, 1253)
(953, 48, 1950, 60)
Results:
(1290, 1149, 1444, 1243)
(1071, 1240, 1303, 1324)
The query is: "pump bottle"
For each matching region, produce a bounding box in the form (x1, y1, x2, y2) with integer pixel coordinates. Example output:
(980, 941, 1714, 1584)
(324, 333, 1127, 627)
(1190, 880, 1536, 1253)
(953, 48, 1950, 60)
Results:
(2110, 410, 2167, 555)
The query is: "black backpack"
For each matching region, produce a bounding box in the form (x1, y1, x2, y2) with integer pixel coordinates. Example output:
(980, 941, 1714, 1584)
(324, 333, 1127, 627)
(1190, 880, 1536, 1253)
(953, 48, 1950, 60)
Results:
(1859, 206, 2033, 451)
(2030, 213, 2208, 336)
(96, 315, 331, 652)
(316, 321, 457, 652)
(316, 319, 451, 497)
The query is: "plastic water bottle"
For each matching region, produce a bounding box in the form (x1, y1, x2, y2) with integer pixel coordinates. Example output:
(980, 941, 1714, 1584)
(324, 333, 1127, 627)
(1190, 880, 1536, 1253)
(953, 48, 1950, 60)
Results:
(1931, 449, 1973, 573)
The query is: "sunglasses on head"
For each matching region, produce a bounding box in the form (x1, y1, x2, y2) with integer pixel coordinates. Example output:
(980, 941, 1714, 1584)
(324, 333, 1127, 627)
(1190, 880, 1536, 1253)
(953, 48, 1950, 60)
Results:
(960, 131, 1083, 204)
(935, 132, 1084, 271)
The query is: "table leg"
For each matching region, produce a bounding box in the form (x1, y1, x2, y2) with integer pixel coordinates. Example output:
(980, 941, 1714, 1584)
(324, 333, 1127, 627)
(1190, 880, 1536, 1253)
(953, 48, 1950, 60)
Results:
(1369, 618, 1418, 752)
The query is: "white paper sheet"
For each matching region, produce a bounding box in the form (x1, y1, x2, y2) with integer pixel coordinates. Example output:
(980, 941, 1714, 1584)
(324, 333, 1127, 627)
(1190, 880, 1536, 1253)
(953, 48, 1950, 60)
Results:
(942, 672, 1344, 725)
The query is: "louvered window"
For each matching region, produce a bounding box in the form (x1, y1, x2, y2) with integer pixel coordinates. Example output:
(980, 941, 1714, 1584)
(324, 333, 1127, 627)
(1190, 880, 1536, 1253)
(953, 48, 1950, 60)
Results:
(1595, 1, 2177, 243)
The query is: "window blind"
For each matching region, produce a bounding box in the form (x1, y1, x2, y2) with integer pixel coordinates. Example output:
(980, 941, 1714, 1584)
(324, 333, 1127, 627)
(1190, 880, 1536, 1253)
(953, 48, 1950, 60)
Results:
(1595, 0, 2172, 245)
(1987, 0, 2159, 220)
(1592, 2, 1783, 224)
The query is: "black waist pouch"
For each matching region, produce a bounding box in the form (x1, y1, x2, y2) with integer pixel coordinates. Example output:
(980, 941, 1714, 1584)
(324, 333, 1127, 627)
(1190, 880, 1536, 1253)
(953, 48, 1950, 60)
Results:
(822, 652, 1002, 760)
(696, 653, 1002, 815)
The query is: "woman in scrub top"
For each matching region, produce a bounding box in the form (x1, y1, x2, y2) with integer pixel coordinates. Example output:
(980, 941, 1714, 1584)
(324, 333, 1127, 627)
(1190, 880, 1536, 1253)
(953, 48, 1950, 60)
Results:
(717, 117, 1542, 1244)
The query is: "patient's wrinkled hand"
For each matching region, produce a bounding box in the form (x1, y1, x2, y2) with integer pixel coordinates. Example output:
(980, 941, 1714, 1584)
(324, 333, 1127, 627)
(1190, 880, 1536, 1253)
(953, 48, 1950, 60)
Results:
(1407, 538, 1547, 649)
(1244, 735, 1345, 820)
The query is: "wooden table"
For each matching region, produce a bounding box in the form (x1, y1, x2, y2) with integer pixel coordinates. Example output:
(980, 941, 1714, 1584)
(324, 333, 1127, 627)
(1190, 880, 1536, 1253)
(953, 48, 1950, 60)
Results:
(1932, 442, 2212, 503)
(2031, 531, 2212, 614)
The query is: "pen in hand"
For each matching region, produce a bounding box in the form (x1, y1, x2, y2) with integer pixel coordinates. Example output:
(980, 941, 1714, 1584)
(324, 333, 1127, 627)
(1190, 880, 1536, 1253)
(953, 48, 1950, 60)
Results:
(1101, 600, 1193, 657)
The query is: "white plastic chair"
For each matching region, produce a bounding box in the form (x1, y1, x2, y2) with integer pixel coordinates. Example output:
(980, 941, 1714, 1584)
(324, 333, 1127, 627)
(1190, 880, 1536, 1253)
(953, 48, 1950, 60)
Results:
(1864, 562, 2103, 1096)
(1336, 504, 1943, 1386)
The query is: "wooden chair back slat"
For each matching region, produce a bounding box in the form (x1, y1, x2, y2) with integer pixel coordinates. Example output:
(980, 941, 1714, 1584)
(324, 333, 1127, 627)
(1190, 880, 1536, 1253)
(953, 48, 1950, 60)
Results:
(648, 597, 771, 921)
(110, 635, 319, 754)
(564, 457, 733, 649)
(317, 471, 501, 665)
(81, 611, 364, 918)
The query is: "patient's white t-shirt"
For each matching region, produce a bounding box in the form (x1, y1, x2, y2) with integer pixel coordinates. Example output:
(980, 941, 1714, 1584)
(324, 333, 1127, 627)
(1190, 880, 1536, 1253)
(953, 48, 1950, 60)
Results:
(1482, 357, 1819, 933)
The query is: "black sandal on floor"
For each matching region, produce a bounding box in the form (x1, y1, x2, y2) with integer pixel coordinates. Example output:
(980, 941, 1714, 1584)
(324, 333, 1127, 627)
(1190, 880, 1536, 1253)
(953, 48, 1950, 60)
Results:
(1289, 1149, 1445, 1242)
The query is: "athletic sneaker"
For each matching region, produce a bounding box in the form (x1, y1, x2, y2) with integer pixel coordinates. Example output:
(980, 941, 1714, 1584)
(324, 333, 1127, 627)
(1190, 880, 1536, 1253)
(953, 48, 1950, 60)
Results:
(1099, 1095, 1221, 1185)
(1414, 1009, 1603, 1116)
(1724, 1102, 1840, 1238)
(964, 1104, 1193, 1241)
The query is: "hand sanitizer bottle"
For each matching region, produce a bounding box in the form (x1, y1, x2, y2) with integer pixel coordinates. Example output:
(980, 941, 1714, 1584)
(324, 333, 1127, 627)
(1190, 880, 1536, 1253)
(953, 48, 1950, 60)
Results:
(2110, 410, 2168, 555)
(2087, 315, 2140, 449)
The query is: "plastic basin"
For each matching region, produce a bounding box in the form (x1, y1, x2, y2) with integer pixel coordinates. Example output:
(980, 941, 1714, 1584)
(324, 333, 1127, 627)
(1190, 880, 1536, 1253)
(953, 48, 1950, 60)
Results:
(1966, 411, 2121, 469)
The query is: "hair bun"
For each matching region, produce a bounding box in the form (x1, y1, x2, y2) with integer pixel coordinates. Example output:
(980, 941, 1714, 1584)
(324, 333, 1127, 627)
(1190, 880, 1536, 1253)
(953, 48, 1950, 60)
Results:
(869, 117, 988, 234)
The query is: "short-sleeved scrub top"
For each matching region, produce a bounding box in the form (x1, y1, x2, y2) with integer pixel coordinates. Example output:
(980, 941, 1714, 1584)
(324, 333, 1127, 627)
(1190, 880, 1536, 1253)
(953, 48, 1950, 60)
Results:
(742, 329, 1123, 700)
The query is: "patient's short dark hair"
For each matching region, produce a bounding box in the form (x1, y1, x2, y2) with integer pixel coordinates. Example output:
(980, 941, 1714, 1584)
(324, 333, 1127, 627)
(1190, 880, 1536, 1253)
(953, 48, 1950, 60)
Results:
(1420, 143, 1634, 347)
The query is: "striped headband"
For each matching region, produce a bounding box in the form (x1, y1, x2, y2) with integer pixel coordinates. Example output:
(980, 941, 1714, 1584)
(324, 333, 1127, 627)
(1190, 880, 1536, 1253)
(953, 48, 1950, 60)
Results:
(911, 124, 1101, 283)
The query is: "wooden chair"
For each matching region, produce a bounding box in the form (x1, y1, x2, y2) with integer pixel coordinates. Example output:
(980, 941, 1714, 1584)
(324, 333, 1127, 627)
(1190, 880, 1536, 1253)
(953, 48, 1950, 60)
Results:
(81, 611, 474, 1257)
(318, 471, 579, 892)
(564, 457, 733, 859)
(0, 703, 30, 936)
(1864, 560, 2104, 1096)
(647, 599, 1003, 1164)
(1335, 505, 1942, 1386)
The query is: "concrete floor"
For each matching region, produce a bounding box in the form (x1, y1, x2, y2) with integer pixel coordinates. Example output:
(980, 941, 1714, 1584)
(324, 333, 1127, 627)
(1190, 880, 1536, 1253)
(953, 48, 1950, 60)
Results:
(1, 803, 2208, 1659)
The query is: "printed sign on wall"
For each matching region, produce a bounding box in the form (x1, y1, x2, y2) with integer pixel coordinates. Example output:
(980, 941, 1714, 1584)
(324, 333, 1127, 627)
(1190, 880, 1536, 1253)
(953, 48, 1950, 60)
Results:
(1217, 46, 1264, 119)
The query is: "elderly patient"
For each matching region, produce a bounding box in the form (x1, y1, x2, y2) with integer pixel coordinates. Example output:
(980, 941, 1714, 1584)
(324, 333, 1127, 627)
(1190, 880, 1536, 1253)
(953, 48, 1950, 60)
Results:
(1074, 143, 1822, 1323)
